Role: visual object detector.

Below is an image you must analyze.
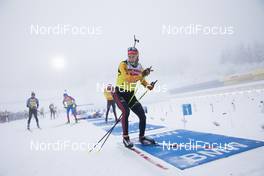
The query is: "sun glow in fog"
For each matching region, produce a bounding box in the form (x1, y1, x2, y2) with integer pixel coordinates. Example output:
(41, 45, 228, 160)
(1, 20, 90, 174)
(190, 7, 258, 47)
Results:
(50, 56, 66, 71)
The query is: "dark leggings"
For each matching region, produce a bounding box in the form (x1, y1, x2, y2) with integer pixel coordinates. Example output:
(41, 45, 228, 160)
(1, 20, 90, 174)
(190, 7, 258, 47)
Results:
(105, 100, 117, 121)
(28, 109, 39, 127)
(112, 87, 146, 137)
(50, 110, 55, 119)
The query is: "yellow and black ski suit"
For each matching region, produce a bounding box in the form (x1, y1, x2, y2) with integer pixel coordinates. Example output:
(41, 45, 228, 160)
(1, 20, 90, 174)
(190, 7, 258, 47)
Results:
(112, 60, 150, 137)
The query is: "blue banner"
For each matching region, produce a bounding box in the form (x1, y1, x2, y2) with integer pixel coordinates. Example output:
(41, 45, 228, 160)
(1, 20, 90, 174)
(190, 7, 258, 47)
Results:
(135, 130, 264, 170)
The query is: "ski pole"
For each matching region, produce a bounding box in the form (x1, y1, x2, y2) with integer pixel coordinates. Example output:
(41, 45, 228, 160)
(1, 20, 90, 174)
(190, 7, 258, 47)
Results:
(127, 66, 153, 105)
(95, 87, 142, 152)
(89, 88, 138, 152)
(127, 85, 139, 105)
(89, 80, 157, 152)
(97, 118, 121, 151)
(97, 93, 146, 152)
(97, 80, 158, 151)
(88, 117, 121, 152)
(138, 80, 157, 100)
(89, 89, 144, 152)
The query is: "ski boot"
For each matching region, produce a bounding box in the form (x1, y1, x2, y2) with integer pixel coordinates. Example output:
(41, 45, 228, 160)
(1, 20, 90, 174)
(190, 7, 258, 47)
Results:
(123, 136, 134, 148)
(139, 136, 156, 145)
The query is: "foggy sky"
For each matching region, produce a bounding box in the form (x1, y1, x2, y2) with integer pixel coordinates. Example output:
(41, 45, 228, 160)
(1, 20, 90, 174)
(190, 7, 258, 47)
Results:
(1, 0, 264, 111)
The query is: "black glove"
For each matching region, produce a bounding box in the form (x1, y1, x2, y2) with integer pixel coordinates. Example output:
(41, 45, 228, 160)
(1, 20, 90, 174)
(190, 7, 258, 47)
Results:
(142, 66, 153, 77)
(146, 80, 158, 90)
(146, 84, 154, 90)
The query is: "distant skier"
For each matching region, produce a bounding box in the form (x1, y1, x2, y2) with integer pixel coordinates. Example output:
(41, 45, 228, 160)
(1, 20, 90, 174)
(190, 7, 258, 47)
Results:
(49, 103, 56, 120)
(104, 84, 118, 122)
(26, 92, 40, 130)
(62, 93, 78, 123)
(112, 46, 155, 148)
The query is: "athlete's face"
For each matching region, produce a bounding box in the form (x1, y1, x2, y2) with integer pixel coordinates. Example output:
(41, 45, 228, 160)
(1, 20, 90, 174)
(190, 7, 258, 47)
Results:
(128, 54, 139, 65)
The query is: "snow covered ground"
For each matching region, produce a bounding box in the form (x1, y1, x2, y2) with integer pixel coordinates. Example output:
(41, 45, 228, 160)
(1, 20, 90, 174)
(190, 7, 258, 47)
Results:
(0, 81, 264, 176)
(147, 81, 264, 140)
(0, 116, 166, 176)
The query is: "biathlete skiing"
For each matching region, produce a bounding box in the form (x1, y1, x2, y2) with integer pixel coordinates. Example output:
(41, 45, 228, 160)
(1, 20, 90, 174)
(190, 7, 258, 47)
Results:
(62, 93, 78, 124)
(112, 40, 156, 148)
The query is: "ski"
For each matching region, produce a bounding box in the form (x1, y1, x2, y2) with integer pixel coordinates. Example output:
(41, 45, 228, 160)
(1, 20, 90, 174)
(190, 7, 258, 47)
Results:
(125, 146, 169, 170)
(52, 122, 78, 128)
(27, 128, 41, 132)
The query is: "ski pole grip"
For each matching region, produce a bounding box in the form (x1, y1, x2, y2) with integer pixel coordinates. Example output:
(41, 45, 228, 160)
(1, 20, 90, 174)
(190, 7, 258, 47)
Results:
(148, 66, 152, 70)
(151, 80, 158, 86)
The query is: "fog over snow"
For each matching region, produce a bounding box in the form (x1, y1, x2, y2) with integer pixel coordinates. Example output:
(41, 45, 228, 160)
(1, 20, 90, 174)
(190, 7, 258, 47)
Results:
(0, 0, 264, 111)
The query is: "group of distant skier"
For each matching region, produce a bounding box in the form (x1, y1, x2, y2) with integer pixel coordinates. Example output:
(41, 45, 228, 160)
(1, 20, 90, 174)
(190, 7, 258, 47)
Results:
(26, 37, 157, 148)
(26, 92, 77, 130)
